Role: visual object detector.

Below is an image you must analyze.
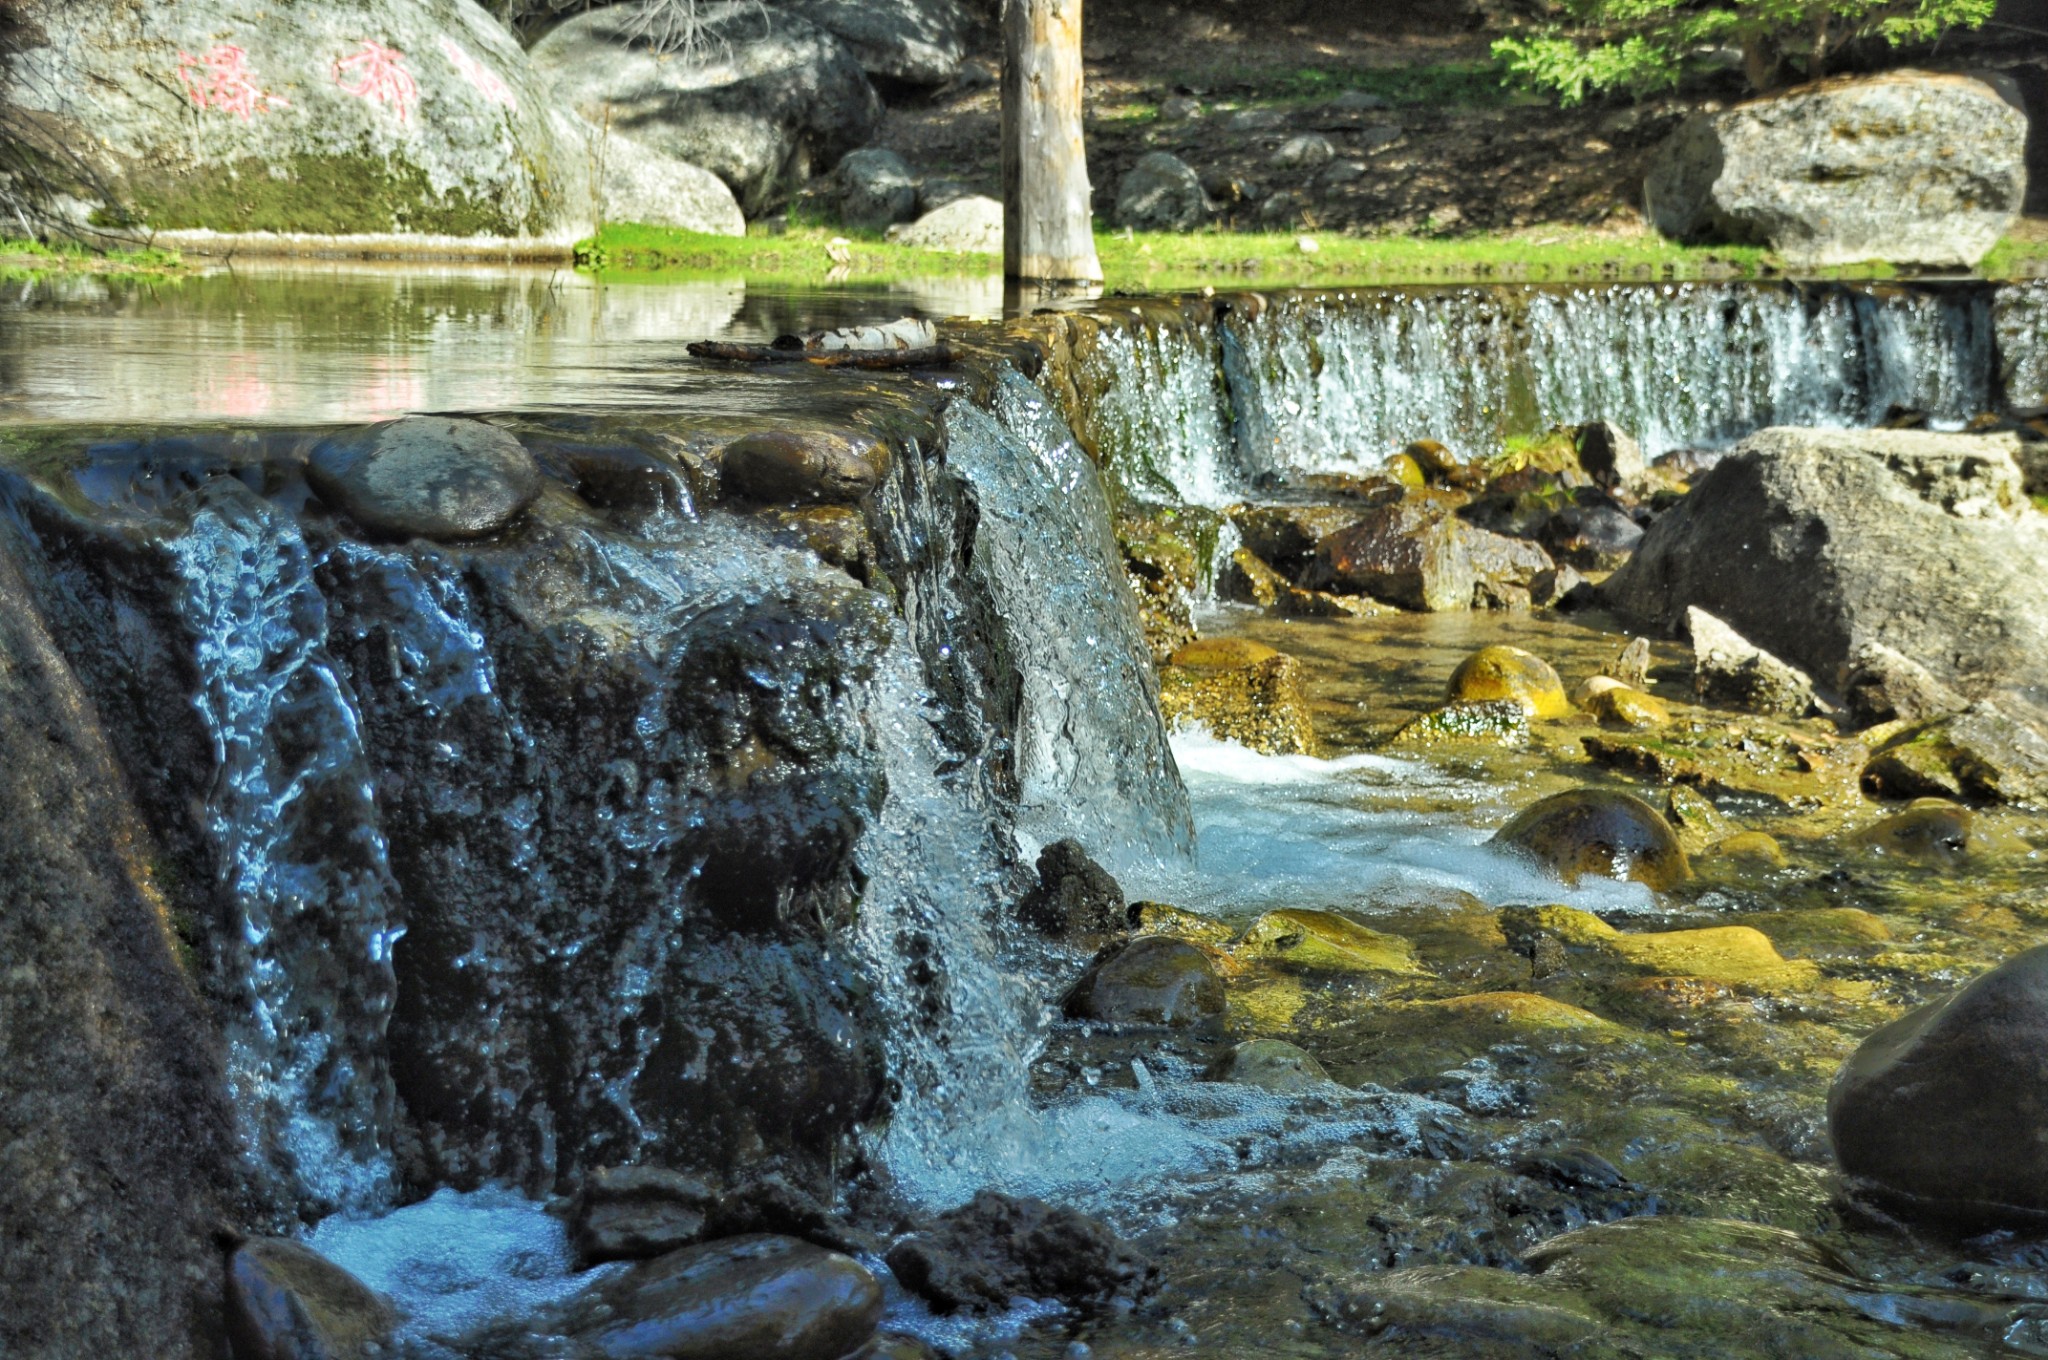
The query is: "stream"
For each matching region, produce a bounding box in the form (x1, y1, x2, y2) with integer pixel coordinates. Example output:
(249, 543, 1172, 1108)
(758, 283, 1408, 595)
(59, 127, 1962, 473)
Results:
(7, 264, 2048, 1359)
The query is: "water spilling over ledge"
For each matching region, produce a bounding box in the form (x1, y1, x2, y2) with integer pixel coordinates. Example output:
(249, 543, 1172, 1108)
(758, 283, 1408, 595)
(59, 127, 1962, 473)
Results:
(6, 270, 2048, 1357)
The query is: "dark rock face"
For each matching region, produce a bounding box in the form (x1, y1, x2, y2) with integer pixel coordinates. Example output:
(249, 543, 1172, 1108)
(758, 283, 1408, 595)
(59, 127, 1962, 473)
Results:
(532, 2, 883, 215)
(721, 430, 890, 505)
(1830, 945, 2048, 1224)
(885, 1191, 1150, 1314)
(1493, 789, 1691, 890)
(0, 512, 241, 1357)
(224, 1238, 397, 1360)
(1645, 72, 2026, 269)
(1062, 936, 1227, 1028)
(3, 434, 897, 1210)
(306, 416, 542, 542)
(1606, 429, 2048, 720)
(1540, 503, 1641, 571)
(1017, 838, 1129, 938)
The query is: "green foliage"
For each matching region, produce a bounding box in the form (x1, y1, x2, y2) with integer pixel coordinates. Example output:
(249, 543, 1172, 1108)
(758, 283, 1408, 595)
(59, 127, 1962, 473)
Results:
(1494, 1, 1996, 105)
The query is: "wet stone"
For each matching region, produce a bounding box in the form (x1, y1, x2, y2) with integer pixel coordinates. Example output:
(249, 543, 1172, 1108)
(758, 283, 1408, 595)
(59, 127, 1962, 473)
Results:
(1203, 1038, 1333, 1093)
(1855, 798, 1974, 864)
(1587, 684, 1670, 731)
(1157, 641, 1318, 756)
(720, 430, 889, 505)
(224, 1237, 397, 1360)
(571, 1166, 718, 1267)
(1446, 645, 1569, 719)
(552, 1235, 882, 1360)
(1388, 699, 1530, 747)
(306, 415, 542, 542)
(1493, 788, 1691, 890)
(1016, 838, 1129, 940)
(1234, 908, 1427, 976)
(1832, 944, 2048, 1225)
(884, 1190, 1150, 1315)
(1062, 936, 1227, 1029)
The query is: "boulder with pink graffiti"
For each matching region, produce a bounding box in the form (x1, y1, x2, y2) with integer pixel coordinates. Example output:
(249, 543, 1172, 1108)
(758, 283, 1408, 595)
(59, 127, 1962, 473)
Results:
(2, 0, 605, 242)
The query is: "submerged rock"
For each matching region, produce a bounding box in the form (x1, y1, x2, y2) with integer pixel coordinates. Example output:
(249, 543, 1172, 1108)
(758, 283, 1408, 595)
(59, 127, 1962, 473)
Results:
(721, 430, 888, 505)
(1493, 789, 1691, 890)
(1203, 1038, 1333, 1093)
(1831, 945, 2048, 1224)
(1063, 936, 1227, 1028)
(1235, 908, 1428, 976)
(1389, 699, 1530, 747)
(225, 1238, 397, 1360)
(1687, 608, 1814, 717)
(306, 416, 542, 542)
(552, 1235, 882, 1360)
(571, 1166, 718, 1267)
(1016, 839, 1129, 939)
(1645, 71, 2027, 269)
(1446, 645, 1569, 720)
(885, 1191, 1150, 1314)
(1854, 798, 1974, 865)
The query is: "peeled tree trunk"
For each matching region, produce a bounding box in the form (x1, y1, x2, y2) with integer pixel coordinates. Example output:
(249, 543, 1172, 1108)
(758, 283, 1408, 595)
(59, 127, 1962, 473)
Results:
(1002, 0, 1102, 284)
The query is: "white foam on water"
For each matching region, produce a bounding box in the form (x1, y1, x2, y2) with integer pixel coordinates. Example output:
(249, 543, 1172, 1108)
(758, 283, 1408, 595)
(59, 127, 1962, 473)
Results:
(310, 1187, 618, 1346)
(1123, 729, 1658, 919)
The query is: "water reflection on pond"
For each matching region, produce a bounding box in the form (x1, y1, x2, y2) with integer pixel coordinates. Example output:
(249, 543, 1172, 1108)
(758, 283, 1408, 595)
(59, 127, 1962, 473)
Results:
(0, 264, 1005, 424)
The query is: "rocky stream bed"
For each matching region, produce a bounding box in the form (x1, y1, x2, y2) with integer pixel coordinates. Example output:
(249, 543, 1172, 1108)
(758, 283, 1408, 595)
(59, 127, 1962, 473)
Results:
(7, 270, 2048, 1360)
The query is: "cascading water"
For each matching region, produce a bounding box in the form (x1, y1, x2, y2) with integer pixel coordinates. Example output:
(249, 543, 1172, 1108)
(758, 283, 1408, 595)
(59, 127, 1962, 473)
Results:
(1074, 280, 2045, 507)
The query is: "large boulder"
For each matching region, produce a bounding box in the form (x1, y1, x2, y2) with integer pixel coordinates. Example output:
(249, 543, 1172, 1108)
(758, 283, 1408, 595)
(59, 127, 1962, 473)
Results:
(532, 1, 882, 217)
(1830, 945, 2048, 1224)
(1605, 428, 2048, 720)
(4, 0, 597, 241)
(1114, 151, 1208, 231)
(599, 132, 746, 235)
(1311, 494, 1553, 611)
(886, 194, 1002, 253)
(1644, 71, 2028, 269)
(835, 148, 920, 231)
(784, 0, 971, 88)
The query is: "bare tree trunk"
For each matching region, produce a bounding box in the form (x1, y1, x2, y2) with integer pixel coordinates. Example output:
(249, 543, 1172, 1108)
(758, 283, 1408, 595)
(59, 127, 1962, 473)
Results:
(1002, 0, 1101, 285)
(1741, 34, 1782, 91)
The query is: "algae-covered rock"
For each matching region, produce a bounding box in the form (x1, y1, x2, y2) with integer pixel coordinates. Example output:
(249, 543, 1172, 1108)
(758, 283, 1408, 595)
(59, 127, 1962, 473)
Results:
(1663, 786, 1732, 855)
(1129, 901, 1235, 946)
(1609, 925, 1817, 988)
(1588, 684, 1670, 731)
(1831, 945, 2048, 1224)
(1234, 908, 1428, 977)
(1063, 937, 1228, 1029)
(1158, 641, 1317, 756)
(8, 0, 597, 240)
(307, 416, 542, 542)
(1748, 907, 1892, 961)
(1420, 991, 1618, 1033)
(1203, 1038, 1333, 1093)
(1862, 703, 2048, 808)
(1446, 645, 1569, 719)
(1117, 506, 1213, 663)
(1855, 799, 1974, 865)
(1494, 789, 1691, 890)
(1701, 830, 1786, 870)
(1388, 699, 1530, 748)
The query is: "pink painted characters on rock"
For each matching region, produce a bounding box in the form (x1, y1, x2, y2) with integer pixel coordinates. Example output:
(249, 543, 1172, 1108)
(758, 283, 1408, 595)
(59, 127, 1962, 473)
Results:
(177, 44, 289, 120)
(439, 38, 517, 110)
(333, 39, 419, 124)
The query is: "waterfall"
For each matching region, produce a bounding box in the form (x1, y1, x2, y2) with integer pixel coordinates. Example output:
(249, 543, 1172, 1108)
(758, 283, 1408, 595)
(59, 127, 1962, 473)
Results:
(164, 481, 402, 1218)
(1073, 281, 2032, 506)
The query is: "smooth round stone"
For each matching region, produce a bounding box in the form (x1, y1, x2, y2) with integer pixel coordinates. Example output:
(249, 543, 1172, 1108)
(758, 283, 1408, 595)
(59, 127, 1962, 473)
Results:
(720, 430, 888, 505)
(1587, 685, 1670, 731)
(565, 1234, 882, 1360)
(306, 416, 542, 541)
(1203, 1038, 1331, 1093)
(1830, 944, 2048, 1224)
(1447, 645, 1570, 720)
(225, 1238, 396, 1360)
(1856, 798, 1973, 863)
(1062, 936, 1226, 1028)
(1706, 831, 1787, 869)
(1493, 788, 1691, 890)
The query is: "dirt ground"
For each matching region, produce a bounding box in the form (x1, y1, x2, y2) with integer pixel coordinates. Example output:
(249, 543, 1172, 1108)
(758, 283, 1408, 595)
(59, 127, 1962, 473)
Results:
(849, 0, 2048, 235)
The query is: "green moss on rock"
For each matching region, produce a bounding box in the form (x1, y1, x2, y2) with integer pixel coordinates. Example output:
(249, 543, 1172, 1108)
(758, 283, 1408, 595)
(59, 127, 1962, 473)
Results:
(114, 153, 542, 237)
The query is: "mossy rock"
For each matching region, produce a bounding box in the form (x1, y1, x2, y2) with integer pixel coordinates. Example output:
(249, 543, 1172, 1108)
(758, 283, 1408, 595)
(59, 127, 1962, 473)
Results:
(1129, 901, 1235, 947)
(1663, 786, 1734, 855)
(1589, 685, 1671, 731)
(1233, 908, 1428, 977)
(1747, 907, 1893, 959)
(1702, 831, 1786, 868)
(1608, 926, 1819, 989)
(1388, 699, 1530, 748)
(1853, 799, 1974, 865)
(1494, 789, 1692, 890)
(1418, 990, 1620, 1033)
(1158, 647, 1318, 756)
(1446, 644, 1570, 719)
